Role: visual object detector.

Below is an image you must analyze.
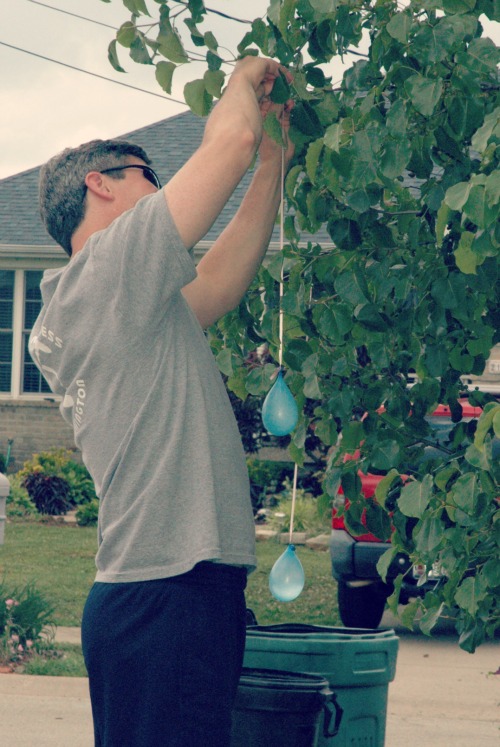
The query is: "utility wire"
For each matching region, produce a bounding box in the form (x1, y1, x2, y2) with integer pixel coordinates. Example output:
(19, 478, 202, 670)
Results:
(0, 41, 188, 106)
(27, 0, 253, 26)
(27, 0, 117, 30)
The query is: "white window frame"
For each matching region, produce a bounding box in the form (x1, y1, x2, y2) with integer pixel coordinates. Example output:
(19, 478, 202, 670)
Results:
(0, 246, 67, 401)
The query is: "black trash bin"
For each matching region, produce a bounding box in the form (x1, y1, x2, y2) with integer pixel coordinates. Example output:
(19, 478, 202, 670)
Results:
(231, 667, 343, 747)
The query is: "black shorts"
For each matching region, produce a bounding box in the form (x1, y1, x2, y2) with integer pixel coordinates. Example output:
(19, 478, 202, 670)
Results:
(81, 562, 248, 747)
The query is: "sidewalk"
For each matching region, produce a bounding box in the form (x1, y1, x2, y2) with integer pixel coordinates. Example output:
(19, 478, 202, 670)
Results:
(0, 622, 497, 746)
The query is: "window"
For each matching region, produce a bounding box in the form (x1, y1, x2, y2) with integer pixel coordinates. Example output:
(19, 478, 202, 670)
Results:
(0, 269, 50, 396)
(0, 271, 14, 392)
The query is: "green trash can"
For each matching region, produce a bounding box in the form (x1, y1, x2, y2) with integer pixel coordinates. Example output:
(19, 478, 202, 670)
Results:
(243, 624, 398, 747)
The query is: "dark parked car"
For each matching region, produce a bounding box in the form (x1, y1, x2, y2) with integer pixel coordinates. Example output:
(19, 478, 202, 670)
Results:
(329, 399, 495, 629)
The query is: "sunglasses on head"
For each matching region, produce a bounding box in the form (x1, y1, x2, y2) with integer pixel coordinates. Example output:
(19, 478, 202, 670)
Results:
(100, 164, 162, 189)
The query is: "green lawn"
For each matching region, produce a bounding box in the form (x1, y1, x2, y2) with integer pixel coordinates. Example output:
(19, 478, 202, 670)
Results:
(0, 523, 339, 628)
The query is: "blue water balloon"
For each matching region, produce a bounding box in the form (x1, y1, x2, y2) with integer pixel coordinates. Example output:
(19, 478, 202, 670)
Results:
(262, 370, 298, 436)
(269, 544, 305, 602)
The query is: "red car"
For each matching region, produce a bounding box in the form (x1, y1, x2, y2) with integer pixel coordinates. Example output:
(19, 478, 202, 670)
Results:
(329, 400, 485, 629)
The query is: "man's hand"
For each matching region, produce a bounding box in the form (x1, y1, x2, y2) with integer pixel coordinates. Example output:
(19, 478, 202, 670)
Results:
(229, 56, 286, 102)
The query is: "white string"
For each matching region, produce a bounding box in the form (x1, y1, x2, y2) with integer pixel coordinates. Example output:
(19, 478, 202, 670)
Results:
(278, 144, 285, 369)
(278, 130, 299, 543)
(289, 462, 299, 544)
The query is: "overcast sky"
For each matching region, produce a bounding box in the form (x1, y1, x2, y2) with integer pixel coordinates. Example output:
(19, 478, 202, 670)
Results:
(1, 0, 498, 180)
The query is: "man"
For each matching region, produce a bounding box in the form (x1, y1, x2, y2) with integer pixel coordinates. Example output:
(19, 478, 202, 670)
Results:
(29, 56, 293, 746)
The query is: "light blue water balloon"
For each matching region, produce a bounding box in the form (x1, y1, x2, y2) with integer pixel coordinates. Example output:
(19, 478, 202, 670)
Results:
(262, 370, 298, 437)
(269, 544, 305, 602)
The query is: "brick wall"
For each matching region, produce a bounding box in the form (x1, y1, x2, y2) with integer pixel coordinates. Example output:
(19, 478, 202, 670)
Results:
(0, 400, 77, 473)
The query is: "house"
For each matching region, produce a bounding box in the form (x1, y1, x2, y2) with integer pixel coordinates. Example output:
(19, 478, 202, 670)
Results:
(0, 111, 290, 470)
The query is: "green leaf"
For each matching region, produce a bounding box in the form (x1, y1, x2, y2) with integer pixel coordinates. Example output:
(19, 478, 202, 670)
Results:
(450, 473, 478, 514)
(458, 37, 500, 75)
(341, 421, 364, 452)
(310, 0, 337, 11)
(184, 79, 212, 116)
(455, 576, 487, 616)
(398, 475, 433, 519)
(291, 102, 323, 136)
(483, 558, 500, 587)
(245, 364, 277, 396)
(471, 106, 500, 153)
(485, 171, 500, 207)
(324, 123, 342, 152)
(444, 182, 472, 210)
(334, 271, 369, 305)
(354, 303, 388, 332)
(345, 189, 370, 213)
(365, 501, 392, 540)
(419, 602, 445, 636)
(203, 69, 225, 98)
(415, 517, 445, 553)
(305, 139, 324, 183)
(474, 403, 499, 450)
(155, 60, 176, 94)
(203, 31, 218, 52)
(158, 24, 189, 63)
(380, 138, 412, 179)
(442, 0, 477, 13)
(405, 75, 443, 118)
(122, 0, 150, 14)
(385, 99, 408, 139)
(108, 40, 125, 73)
(116, 22, 136, 49)
(226, 370, 248, 401)
(376, 546, 397, 582)
(386, 12, 412, 44)
(454, 231, 480, 274)
(374, 469, 400, 509)
(216, 349, 233, 377)
(207, 50, 223, 71)
(464, 185, 498, 229)
(263, 112, 285, 147)
(270, 72, 291, 104)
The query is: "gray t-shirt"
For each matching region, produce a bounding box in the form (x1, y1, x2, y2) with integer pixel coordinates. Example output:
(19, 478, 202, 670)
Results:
(29, 190, 256, 581)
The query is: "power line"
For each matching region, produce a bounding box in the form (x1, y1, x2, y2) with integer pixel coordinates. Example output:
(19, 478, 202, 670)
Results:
(28, 0, 253, 26)
(27, 0, 117, 30)
(0, 41, 188, 107)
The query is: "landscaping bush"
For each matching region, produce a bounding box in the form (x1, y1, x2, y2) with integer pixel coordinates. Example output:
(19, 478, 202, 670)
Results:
(17, 448, 97, 511)
(5, 475, 37, 519)
(247, 458, 294, 512)
(0, 581, 55, 669)
(76, 499, 99, 527)
(23, 473, 72, 516)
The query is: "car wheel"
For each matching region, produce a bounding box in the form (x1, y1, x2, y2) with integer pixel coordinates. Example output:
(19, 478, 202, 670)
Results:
(337, 580, 389, 629)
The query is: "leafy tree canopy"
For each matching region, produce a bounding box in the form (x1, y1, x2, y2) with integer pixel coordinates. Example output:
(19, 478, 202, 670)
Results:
(106, 0, 500, 650)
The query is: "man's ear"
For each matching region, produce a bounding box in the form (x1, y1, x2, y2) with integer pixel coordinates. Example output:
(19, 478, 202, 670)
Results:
(84, 171, 115, 200)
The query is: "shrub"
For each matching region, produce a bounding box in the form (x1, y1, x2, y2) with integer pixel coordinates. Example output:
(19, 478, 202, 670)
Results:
(76, 499, 99, 527)
(17, 448, 97, 509)
(247, 458, 294, 512)
(23, 473, 72, 516)
(0, 581, 55, 669)
(6, 475, 37, 519)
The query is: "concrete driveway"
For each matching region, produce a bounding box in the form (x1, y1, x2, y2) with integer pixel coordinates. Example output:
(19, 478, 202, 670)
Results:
(384, 610, 500, 747)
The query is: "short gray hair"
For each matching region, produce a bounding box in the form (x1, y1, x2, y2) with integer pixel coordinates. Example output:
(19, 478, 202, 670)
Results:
(39, 139, 151, 256)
